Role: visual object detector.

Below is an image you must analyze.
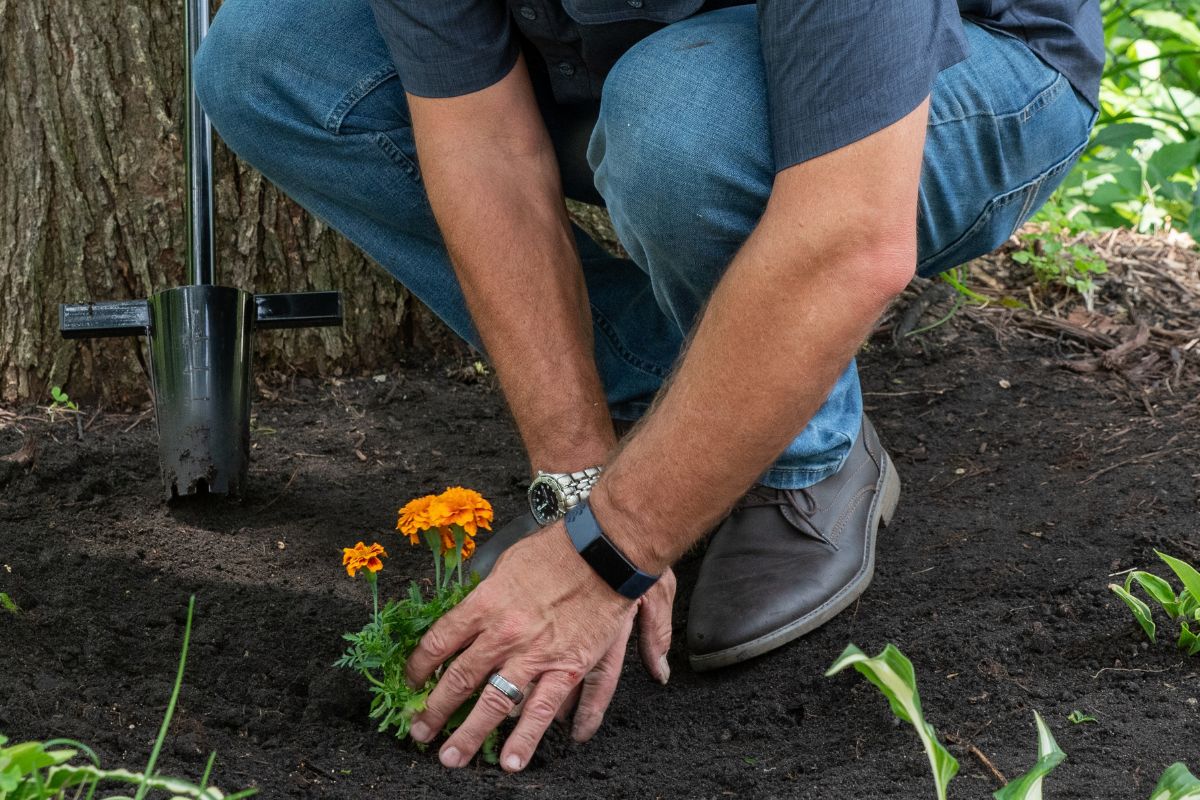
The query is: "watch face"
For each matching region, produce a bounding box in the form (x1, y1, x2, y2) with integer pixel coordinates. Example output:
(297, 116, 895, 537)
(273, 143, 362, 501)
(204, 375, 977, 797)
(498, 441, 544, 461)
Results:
(529, 480, 563, 525)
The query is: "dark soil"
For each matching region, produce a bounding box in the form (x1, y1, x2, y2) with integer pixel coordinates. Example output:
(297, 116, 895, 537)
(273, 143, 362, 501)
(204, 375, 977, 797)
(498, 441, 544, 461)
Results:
(1, 317, 1198, 800)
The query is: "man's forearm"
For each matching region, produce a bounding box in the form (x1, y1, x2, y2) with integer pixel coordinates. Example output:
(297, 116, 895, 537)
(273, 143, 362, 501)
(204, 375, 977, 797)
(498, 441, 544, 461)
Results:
(407, 59, 614, 472)
(589, 100, 931, 573)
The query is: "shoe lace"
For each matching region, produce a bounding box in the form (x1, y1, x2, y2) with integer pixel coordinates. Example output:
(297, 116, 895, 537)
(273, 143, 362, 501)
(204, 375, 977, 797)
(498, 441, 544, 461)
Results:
(735, 485, 833, 546)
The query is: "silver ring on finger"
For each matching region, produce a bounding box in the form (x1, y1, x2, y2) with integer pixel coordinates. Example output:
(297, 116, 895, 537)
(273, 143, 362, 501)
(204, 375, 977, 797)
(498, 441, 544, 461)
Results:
(488, 673, 525, 705)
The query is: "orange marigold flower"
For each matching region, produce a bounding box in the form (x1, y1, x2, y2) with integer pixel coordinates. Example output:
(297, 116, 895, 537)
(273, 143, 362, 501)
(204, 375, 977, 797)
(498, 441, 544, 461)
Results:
(343, 541, 387, 578)
(436, 486, 494, 537)
(396, 495, 451, 543)
(461, 536, 476, 560)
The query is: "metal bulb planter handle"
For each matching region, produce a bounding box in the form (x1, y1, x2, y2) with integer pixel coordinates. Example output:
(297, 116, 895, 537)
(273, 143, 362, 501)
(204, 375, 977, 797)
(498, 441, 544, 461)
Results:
(59, 0, 343, 499)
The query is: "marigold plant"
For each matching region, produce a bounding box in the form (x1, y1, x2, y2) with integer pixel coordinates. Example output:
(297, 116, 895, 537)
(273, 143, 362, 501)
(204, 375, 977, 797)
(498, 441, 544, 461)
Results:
(337, 487, 496, 763)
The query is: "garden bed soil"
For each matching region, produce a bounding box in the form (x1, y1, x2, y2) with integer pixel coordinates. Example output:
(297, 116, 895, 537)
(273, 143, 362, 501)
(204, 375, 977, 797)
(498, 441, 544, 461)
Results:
(2, 310, 1199, 799)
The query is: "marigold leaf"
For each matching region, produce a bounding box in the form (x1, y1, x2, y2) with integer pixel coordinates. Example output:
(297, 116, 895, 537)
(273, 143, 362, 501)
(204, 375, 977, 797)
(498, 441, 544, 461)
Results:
(1109, 583, 1157, 643)
(826, 643, 958, 800)
(992, 711, 1066, 800)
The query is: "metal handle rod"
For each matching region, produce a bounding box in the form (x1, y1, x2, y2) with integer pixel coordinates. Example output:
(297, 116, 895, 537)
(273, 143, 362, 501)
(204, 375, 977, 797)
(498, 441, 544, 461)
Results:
(184, 0, 215, 286)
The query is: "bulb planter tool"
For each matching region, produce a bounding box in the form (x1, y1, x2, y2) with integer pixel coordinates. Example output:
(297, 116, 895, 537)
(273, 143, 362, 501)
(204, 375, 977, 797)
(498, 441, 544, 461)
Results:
(59, 0, 342, 499)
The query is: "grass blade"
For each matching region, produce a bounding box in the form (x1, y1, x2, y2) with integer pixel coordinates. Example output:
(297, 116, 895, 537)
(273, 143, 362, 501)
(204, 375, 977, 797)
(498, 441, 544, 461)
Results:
(1109, 584, 1157, 643)
(1150, 763, 1200, 799)
(992, 711, 1066, 800)
(134, 595, 195, 800)
(826, 643, 959, 800)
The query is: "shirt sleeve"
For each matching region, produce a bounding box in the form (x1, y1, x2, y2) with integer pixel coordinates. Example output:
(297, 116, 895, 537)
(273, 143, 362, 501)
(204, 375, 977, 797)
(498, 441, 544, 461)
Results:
(757, 0, 968, 172)
(368, 0, 520, 98)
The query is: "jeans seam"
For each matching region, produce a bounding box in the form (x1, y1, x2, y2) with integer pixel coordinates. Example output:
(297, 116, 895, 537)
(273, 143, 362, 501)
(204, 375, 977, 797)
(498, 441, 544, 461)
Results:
(591, 303, 672, 380)
(372, 132, 421, 180)
(929, 73, 1066, 128)
(325, 63, 398, 134)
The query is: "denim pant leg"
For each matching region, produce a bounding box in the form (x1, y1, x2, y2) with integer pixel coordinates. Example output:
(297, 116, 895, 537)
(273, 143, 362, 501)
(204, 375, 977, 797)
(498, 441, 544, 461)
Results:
(589, 7, 1096, 489)
(194, 0, 679, 414)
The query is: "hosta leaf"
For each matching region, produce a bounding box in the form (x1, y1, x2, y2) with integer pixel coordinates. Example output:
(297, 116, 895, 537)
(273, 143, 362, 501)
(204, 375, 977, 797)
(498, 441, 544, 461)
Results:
(1150, 763, 1200, 800)
(1110, 584, 1157, 643)
(1127, 571, 1182, 618)
(826, 644, 959, 800)
(1178, 621, 1200, 657)
(1157, 553, 1200, 608)
(993, 712, 1066, 800)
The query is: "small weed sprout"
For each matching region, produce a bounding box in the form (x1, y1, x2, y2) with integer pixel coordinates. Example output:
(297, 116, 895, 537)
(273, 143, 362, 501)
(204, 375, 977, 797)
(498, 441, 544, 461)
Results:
(825, 643, 959, 800)
(1066, 710, 1097, 725)
(1109, 551, 1200, 655)
(48, 387, 78, 413)
(0, 593, 18, 615)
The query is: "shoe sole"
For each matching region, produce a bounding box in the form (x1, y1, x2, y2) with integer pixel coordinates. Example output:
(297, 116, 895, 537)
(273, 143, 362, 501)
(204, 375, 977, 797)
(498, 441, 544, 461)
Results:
(688, 450, 901, 672)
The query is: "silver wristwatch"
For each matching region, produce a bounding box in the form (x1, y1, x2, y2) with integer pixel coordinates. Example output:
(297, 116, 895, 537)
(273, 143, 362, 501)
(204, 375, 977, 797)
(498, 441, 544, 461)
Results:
(528, 466, 602, 526)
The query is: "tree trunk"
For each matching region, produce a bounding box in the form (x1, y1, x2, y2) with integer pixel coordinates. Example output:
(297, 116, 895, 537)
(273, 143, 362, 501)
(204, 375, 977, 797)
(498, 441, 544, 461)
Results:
(0, 0, 432, 405)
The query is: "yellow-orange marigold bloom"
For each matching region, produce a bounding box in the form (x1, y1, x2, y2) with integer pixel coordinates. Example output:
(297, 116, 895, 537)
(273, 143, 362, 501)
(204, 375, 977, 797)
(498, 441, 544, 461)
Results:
(343, 541, 387, 578)
(436, 486, 493, 537)
(461, 536, 476, 560)
(397, 495, 452, 543)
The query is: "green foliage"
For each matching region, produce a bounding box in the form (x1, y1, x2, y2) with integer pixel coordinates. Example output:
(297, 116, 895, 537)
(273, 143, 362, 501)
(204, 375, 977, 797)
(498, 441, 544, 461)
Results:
(1010, 225, 1108, 301)
(47, 387, 77, 413)
(0, 594, 18, 615)
(1067, 710, 1098, 724)
(1108, 551, 1200, 655)
(1151, 763, 1200, 799)
(337, 530, 498, 763)
(825, 643, 959, 800)
(0, 597, 254, 799)
(993, 712, 1066, 800)
(1046, 0, 1200, 235)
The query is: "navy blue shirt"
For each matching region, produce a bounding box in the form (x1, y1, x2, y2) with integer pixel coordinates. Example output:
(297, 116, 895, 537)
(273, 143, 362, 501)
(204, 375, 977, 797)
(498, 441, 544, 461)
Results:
(369, 0, 1102, 172)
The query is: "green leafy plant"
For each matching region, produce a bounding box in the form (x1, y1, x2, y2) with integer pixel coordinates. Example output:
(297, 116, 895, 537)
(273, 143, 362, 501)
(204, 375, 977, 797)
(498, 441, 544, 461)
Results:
(0, 594, 18, 615)
(1151, 763, 1200, 799)
(336, 487, 498, 762)
(993, 712, 1066, 800)
(1046, 0, 1200, 236)
(825, 643, 959, 800)
(0, 596, 253, 799)
(1067, 710, 1097, 724)
(48, 387, 77, 413)
(1010, 220, 1109, 304)
(1109, 551, 1200, 655)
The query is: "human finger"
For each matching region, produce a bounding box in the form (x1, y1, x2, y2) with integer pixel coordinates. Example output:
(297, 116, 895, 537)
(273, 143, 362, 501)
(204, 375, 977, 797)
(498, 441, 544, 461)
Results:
(498, 671, 578, 772)
(405, 591, 484, 687)
(436, 662, 533, 768)
(409, 641, 497, 744)
(637, 567, 676, 684)
(572, 609, 635, 742)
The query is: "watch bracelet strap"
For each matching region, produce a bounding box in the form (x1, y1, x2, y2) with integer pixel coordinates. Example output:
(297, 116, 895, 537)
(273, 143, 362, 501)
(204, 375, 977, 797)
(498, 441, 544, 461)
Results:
(564, 499, 659, 600)
(540, 466, 602, 510)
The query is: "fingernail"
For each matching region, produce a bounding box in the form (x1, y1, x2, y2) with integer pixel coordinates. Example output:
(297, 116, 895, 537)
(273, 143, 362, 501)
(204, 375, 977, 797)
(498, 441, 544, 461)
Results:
(410, 721, 432, 743)
(440, 746, 463, 768)
(503, 754, 523, 772)
(658, 655, 671, 684)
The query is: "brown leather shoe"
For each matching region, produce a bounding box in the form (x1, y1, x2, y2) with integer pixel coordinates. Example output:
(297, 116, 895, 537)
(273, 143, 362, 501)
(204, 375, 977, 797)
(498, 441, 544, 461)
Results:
(686, 416, 900, 671)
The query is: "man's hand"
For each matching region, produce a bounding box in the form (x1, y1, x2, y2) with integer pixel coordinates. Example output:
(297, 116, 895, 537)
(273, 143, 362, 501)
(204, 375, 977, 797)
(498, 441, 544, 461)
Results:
(405, 525, 676, 771)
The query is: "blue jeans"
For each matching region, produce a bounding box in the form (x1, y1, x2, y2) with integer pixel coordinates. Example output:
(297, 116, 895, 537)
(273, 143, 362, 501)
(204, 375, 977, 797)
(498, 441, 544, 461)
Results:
(195, 3, 1096, 489)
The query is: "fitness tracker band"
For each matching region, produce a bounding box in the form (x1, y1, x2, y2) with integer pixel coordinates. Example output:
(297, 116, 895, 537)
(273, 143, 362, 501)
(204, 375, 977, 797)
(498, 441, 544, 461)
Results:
(563, 499, 659, 600)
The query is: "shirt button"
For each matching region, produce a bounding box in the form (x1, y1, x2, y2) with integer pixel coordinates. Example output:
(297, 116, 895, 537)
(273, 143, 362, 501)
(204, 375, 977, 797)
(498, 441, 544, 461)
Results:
(519, 5, 537, 20)
(557, 61, 576, 77)
(626, 0, 644, 7)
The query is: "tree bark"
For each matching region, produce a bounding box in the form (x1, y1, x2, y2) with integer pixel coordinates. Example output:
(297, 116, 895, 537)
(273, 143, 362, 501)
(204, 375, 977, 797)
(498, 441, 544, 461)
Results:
(0, 0, 429, 405)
